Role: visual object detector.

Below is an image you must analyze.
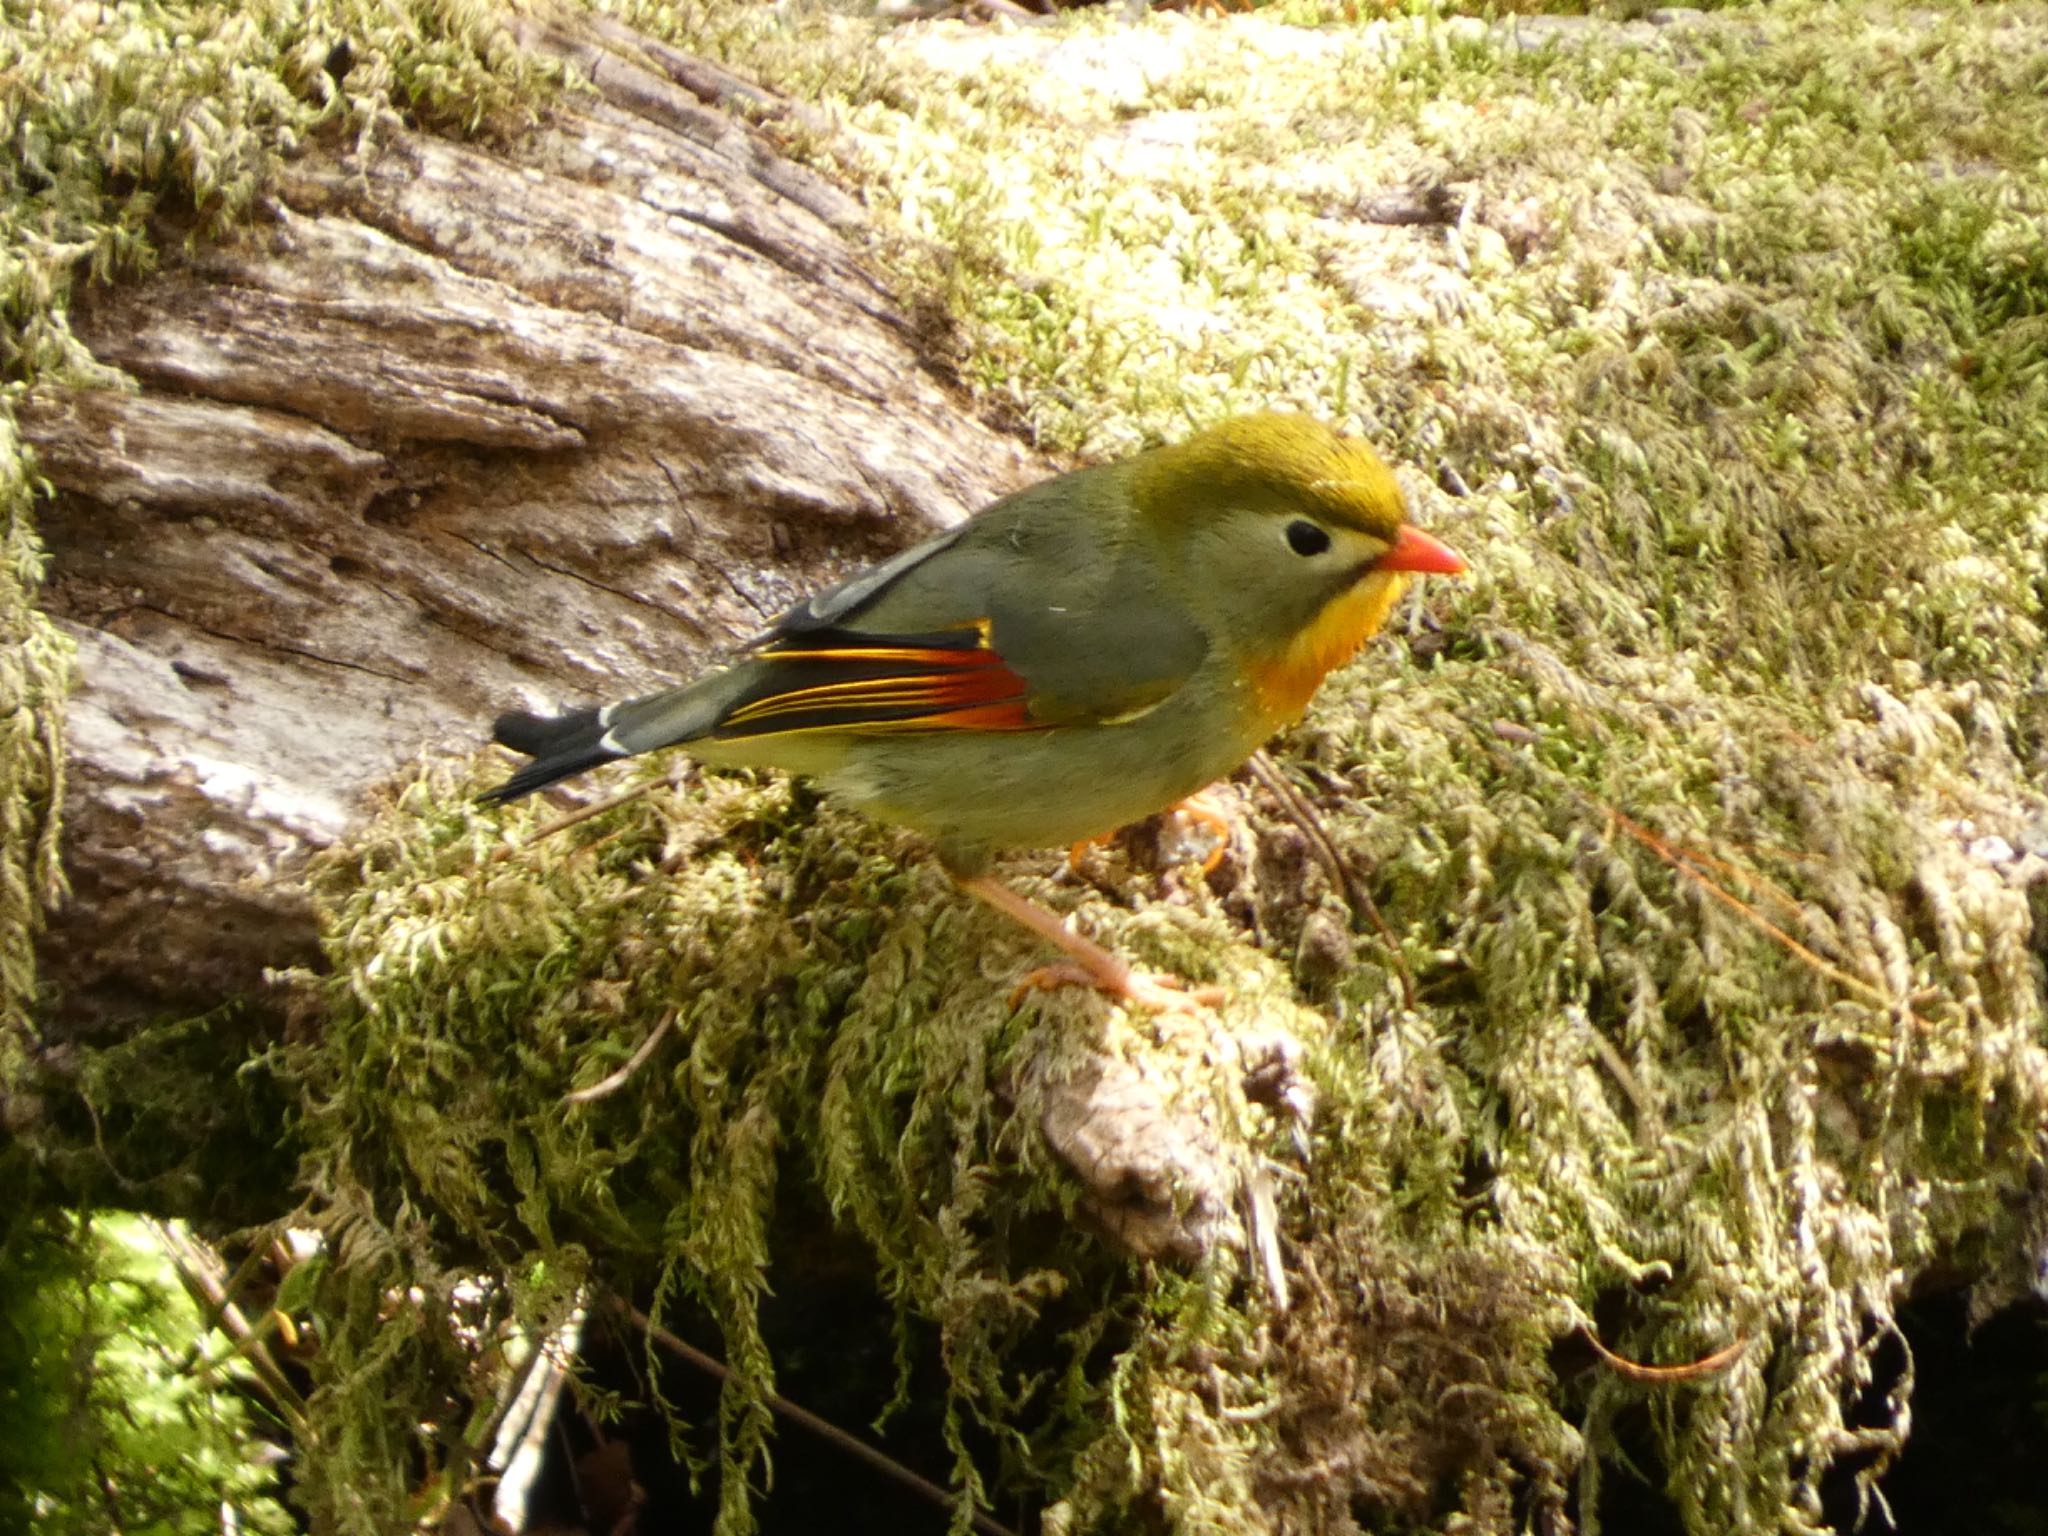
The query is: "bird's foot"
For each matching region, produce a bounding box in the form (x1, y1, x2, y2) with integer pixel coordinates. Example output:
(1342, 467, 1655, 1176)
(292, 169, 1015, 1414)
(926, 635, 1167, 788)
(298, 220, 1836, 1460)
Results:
(1064, 790, 1235, 877)
(1165, 791, 1234, 876)
(954, 872, 1227, 1014)
(1009, 961, 1226, 1015)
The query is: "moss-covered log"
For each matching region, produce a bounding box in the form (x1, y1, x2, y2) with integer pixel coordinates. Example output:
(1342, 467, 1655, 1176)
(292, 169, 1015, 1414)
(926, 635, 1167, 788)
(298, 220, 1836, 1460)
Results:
(7, 2, 2048, 1535)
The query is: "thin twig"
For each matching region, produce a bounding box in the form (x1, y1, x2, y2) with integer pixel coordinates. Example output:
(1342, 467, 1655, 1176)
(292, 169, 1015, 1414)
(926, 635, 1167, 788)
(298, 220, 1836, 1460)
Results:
(489, 778, 662, 862)
(617, 1298, 1019, 1536)
(1594, 800, 1924, 1026)
(1241, 1162, 1290, 1313)
(1244, 750, 1418, 1011)
(185, 1228, 277, 1346)
(562, 1011, 678, 1105)
(1581, 1324, 1748, 1384)
(1475, 723, 1924, 1028)
(1650, 834, 1811, 923)
(1580, 1023, 1660, 1140)
(143, 1219, 309, 1426)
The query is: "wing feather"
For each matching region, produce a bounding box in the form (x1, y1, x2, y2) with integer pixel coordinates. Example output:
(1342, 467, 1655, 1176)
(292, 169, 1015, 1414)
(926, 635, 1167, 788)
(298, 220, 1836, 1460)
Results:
(709, 622, 1038, 740)
(738, 471, 1209, 731)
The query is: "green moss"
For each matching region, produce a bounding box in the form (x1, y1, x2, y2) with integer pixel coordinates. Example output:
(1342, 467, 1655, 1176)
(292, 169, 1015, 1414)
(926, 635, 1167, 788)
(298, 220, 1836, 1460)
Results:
(547, 2, 2038, 1528)
(0, 415, 68, 1054)
(0, 0, 571, 1526)
(2, 0, 549, 379)
(280, 764, 1315, 1532)
(0, 1209, 293, 1536)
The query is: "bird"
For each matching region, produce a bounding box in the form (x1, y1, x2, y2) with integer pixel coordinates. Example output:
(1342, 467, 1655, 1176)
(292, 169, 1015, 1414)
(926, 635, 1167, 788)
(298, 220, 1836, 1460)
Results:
(482, 413, 1464, 1010)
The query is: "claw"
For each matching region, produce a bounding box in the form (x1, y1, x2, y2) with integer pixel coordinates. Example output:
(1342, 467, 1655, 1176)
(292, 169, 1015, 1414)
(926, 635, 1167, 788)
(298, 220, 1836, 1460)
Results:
(1167, 792, 1234, 876)
(956, 873, 1226, 1014)
(1009, 962, 1226, 1014)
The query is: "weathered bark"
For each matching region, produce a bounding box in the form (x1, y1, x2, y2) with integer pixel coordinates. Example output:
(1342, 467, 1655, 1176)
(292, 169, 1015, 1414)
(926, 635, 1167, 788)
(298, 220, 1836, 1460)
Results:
(24, 23, 1035, 1039)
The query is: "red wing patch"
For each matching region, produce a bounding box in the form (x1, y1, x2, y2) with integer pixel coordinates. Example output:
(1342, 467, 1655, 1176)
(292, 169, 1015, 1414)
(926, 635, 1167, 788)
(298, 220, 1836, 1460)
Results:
(712, 623, 1038, 739)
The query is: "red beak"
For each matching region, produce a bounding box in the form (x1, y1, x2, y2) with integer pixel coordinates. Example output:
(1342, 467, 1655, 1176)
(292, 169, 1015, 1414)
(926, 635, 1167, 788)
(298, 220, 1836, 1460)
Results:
(1379, 524, 1466, 575)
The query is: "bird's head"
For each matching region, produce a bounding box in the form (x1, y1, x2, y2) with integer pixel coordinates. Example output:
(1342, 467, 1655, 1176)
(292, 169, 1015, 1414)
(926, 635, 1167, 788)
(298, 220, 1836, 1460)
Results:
(1129, 413, 1465, 727)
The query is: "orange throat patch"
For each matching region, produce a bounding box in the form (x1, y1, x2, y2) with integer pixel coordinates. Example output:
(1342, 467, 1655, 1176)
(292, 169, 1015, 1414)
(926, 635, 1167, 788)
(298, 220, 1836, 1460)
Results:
(1249, 571, 1411, 728)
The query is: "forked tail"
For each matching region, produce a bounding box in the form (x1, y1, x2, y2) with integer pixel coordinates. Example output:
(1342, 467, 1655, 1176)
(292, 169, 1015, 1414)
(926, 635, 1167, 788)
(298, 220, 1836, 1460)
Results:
(480, 676, 739, 802)
(478, 707, 622, 802)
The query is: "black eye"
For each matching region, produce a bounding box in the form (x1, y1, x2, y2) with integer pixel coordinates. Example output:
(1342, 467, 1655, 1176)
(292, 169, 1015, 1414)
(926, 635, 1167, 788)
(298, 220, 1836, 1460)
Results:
(1285, 519, 1331, 557)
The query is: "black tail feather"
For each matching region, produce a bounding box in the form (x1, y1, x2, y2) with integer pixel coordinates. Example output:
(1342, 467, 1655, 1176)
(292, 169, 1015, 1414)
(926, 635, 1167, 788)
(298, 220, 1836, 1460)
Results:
(479, 706, 623, 803)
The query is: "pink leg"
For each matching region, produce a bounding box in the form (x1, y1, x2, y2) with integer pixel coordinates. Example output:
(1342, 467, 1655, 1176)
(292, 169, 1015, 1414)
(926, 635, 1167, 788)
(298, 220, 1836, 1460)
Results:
(953, 873, 1226, 1013)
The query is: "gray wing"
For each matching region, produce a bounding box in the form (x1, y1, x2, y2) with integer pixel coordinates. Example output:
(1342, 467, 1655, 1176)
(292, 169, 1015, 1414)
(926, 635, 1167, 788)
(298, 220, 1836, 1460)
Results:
(753, 464, 1209, 727)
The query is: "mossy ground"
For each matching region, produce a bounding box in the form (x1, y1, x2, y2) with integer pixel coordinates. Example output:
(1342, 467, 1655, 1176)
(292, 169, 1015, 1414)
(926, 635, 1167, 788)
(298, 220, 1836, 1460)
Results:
(282, 762, 1330, 1532)
(6, 1, 2048, 1533)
